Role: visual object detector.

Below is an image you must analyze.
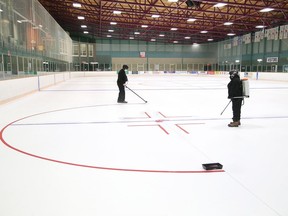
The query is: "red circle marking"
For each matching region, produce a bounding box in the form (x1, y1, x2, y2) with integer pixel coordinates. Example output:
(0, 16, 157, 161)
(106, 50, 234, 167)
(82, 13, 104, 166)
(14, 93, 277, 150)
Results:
(0, 108, 224, 174)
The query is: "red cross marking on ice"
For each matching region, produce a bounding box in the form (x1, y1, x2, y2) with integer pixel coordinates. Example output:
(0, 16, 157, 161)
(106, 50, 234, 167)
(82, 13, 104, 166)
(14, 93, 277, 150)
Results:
(126, 111, 204, 135)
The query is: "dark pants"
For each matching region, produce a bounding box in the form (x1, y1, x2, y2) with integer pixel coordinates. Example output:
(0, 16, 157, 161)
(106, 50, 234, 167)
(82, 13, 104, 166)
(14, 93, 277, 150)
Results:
(117, 82, 125, 102)
(232, 98, 242, 121)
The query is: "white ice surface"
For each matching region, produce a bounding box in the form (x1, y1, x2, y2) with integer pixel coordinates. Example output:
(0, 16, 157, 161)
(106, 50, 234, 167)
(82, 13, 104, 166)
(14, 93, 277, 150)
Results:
(1, 73, 288, 216)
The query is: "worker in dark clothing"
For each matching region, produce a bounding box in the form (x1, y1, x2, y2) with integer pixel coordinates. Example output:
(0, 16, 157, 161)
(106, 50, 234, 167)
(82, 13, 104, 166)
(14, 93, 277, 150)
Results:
(117, 65, 129, 103)
(227, 70, 243, 127)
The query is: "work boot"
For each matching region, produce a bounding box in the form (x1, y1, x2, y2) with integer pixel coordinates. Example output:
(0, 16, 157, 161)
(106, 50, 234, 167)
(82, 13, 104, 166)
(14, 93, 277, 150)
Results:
(229, 121, 241, 126)
(228, 121, 241, 127)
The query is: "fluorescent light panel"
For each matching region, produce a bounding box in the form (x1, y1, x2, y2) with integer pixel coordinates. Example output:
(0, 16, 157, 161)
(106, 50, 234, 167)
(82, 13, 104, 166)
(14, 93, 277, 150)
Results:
(187, 18, 196, 22)
(113, 10, 121, 14)
(224, 22, 233, 25)
(214, 3, 227, 7)
(260, 8, 274, 12)
(256, 25, 265, 28)
(73, 3, 81, 8)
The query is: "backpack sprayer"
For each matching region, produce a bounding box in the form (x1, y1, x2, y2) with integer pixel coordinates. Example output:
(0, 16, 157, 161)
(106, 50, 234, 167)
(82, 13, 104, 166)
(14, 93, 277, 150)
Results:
(220, 77, 250, 115)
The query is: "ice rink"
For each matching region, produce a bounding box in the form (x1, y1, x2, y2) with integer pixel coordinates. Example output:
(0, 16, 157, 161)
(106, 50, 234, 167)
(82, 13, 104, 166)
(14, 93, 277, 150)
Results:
(1, 72, 288, 216)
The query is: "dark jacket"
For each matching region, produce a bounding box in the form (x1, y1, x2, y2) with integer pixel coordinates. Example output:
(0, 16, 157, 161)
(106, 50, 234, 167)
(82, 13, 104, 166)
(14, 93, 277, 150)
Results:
(227, 75, 242, 99)
(117, 68, 128, 85)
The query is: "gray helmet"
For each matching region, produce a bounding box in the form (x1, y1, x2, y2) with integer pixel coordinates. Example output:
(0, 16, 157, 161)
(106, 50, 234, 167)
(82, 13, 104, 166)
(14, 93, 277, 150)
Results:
(229, 70, 239, 78)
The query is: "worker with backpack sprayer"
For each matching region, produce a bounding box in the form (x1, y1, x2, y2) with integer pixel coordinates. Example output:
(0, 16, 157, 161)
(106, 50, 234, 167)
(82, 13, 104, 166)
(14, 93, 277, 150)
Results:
(226, 70, 249, 127)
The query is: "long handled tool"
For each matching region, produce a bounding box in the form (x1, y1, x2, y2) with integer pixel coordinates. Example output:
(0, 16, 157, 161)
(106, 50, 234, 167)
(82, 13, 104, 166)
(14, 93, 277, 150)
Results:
(220, 100, 231, 115)
(126, 85, 147, 103)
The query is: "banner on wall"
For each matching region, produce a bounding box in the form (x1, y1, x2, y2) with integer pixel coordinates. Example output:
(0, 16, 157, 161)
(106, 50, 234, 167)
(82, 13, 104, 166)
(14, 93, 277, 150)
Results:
(140, 52, 146, 58)
(284, 25, 288, 39)
(266, 27, 279, 40)
(279, 25, 285, 39)
(243, 33, 251, 44)
(255, 30, 264, 42)
(267, 57, 278, 63)
(224, 43, 231, 49)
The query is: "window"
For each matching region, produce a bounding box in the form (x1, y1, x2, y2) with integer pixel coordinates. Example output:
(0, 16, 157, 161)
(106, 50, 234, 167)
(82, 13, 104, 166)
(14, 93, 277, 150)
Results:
(80, 43, 87, 56)
(73, 43, 79, 56)
(88, 44, 93, 57)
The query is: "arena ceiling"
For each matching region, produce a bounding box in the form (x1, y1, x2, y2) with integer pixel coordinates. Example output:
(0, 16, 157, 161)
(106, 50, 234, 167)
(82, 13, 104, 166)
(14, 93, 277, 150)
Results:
(38, 0, 288, 44)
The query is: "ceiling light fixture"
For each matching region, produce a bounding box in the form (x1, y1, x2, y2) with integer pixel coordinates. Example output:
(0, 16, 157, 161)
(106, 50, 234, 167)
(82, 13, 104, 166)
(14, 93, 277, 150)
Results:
(260, 8, 274, 12)
(207, 38, 214, 41)
(151, 39, 156, 41)
(213, 3, 227, 7)
(187, 18, 196, 22)
(152, 14, 160, 18)
(256, 25, 266, 29)
(168, 0, 178, 2)
(171, 28, 178, 31)
(110, 22, 117, 25)
(83, 31, 89, 34)
(159, 34, 165, 37)
(185, 36, 191, 39)
(201, 30, 208, 33)
(81, 25, 87, 28)
(227, 33, 236, 36)
(77, 16, 85, 20)
(141, 25, 148, 28)
(224, 22, 233, 26)
(113, 11, 121, 14)
(73, 3, 81, 8)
